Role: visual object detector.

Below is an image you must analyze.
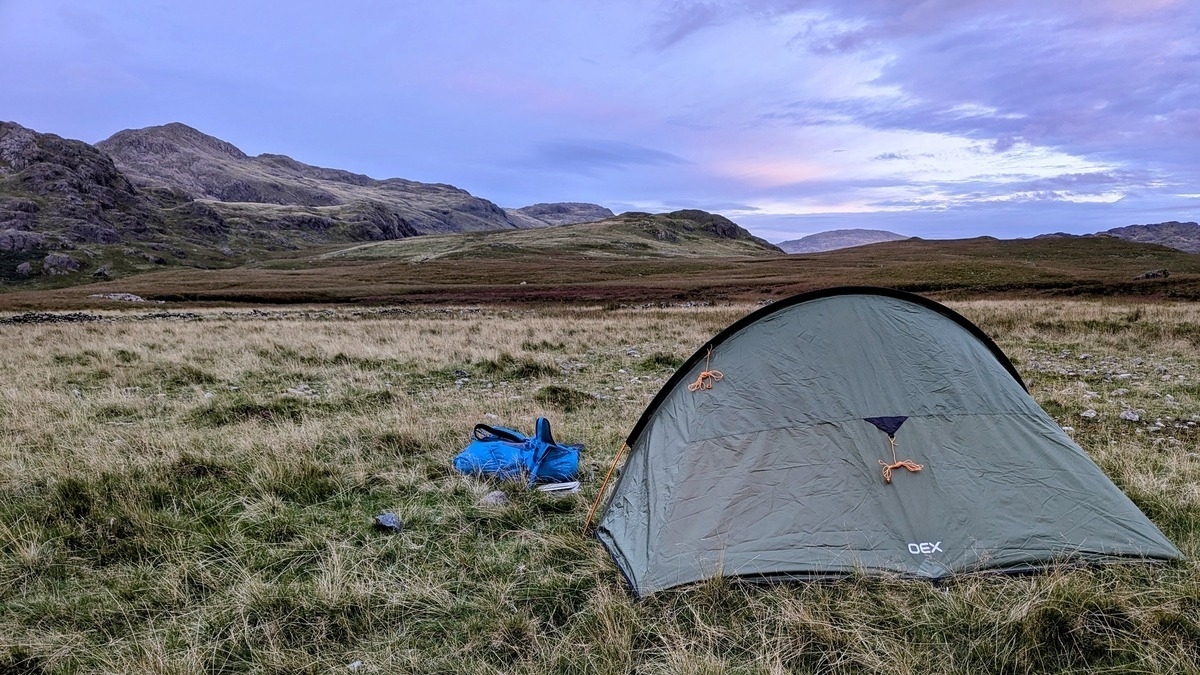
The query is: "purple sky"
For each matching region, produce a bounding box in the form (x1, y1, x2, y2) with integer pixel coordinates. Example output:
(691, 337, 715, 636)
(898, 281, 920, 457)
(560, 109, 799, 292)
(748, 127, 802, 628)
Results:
(1, 0, 1197, 242)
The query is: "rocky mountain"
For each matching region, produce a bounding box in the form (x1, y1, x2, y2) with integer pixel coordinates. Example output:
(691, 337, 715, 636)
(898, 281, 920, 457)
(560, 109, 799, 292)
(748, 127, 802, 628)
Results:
(0, 120, 613, 285)
(98, 122, 532, 235)
(777, 228, 908, 254)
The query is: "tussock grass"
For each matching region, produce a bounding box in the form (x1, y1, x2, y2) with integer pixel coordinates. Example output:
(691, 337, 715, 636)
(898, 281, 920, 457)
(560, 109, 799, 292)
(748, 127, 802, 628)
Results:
(0, 300, 1198, 672)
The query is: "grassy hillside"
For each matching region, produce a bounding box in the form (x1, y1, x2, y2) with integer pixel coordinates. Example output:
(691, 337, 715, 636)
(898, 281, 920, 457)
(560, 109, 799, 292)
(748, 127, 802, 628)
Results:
(321, 210, 782, 262)
(1, 232, 1196, 310)
(0, 300, 1197, 672)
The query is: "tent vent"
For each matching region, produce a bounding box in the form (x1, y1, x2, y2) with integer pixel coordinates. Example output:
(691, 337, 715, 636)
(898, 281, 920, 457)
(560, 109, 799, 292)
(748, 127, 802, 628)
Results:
(864, 416, 923, 484)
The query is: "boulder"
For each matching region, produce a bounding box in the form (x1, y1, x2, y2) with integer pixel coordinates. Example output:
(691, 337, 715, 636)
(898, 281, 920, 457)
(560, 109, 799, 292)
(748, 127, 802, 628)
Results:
(42, 252, 81, 275)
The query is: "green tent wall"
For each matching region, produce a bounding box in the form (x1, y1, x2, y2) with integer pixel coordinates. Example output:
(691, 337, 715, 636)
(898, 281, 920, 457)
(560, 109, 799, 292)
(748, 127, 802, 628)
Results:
(596, 287, 1181, 598)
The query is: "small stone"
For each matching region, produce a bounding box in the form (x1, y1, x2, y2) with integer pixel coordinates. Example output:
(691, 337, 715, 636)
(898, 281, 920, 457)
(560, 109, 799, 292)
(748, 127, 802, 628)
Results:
(373, 512, 403, 532)
(1080, 409, 1098, 419)
(1112, 388, 1129, 396)
(1120, 410, 1140, 422)
(479, 490, 509, 507)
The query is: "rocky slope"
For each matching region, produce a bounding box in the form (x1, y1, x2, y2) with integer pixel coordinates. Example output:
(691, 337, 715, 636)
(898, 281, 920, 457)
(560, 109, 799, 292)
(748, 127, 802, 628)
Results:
(777, 228, 908, 253)
(0, 121, 219, 282)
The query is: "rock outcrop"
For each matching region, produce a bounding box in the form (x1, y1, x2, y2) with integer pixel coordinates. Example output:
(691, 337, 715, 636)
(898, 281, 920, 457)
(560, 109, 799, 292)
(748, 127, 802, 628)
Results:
(1134, 269, 1170, 280)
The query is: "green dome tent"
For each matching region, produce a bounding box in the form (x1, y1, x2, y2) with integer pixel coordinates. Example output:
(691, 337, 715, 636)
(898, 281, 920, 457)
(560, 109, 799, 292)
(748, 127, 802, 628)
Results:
(594, 287, 1181, 598)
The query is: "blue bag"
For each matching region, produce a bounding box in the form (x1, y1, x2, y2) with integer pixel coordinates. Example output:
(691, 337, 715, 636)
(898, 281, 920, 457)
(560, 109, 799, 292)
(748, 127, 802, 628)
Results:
(453, 418, 581, 485)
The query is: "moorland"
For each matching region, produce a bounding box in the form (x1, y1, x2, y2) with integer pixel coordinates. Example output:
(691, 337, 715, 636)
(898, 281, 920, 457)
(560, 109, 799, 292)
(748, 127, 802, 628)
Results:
(2, 299, 1200, 673)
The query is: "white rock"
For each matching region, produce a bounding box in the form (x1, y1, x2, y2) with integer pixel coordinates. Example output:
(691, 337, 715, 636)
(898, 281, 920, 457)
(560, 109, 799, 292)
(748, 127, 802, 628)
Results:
(1080, 409, 1098, 419)
(1120, 410, 1140, 422)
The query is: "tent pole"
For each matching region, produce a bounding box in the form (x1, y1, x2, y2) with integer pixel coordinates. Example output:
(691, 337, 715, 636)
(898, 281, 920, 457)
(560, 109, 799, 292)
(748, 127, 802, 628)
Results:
(581, 442, 629, 536)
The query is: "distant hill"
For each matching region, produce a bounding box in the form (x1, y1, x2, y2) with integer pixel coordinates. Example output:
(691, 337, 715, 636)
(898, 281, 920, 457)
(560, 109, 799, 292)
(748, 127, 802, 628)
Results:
(1035, 221, 1200, 253)
(322, 209, 783, 262)
(0, 120, 612, 286)
(504, 202, 614, 228)
(778, 228, 907, 253)
(1100, 221, 1200, 253)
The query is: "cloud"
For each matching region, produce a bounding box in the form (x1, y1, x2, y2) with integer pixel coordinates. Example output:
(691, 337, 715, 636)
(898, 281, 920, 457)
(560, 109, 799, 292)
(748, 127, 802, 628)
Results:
(650, 1, 727, 49)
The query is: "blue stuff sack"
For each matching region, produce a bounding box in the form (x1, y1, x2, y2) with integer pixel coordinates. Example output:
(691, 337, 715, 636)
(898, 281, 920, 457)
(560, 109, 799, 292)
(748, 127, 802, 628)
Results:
(453, 418, 581, 485)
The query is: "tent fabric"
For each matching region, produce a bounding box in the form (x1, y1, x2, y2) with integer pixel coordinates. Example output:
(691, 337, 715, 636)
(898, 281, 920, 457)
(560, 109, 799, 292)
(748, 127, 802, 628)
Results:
(596, 287, 1181, 598)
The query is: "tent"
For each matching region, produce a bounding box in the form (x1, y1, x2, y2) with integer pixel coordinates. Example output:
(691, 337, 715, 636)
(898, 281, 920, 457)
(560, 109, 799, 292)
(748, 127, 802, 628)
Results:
(594, 287, 1181, 598)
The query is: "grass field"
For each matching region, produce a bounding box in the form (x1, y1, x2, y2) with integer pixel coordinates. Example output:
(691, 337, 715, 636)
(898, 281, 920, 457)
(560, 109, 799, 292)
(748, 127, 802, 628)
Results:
(2, 299, 1200, 673)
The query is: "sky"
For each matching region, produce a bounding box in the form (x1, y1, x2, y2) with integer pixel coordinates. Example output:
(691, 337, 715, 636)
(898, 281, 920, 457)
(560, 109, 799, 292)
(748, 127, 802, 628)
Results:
(1, 0, 1197, 242)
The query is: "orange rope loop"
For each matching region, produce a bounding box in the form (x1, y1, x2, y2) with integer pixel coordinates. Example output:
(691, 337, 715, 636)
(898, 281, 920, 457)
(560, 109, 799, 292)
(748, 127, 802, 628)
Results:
(687, 347, 724, 392)
(582, 442, 629, 536)
(878, 435, 923, 484)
